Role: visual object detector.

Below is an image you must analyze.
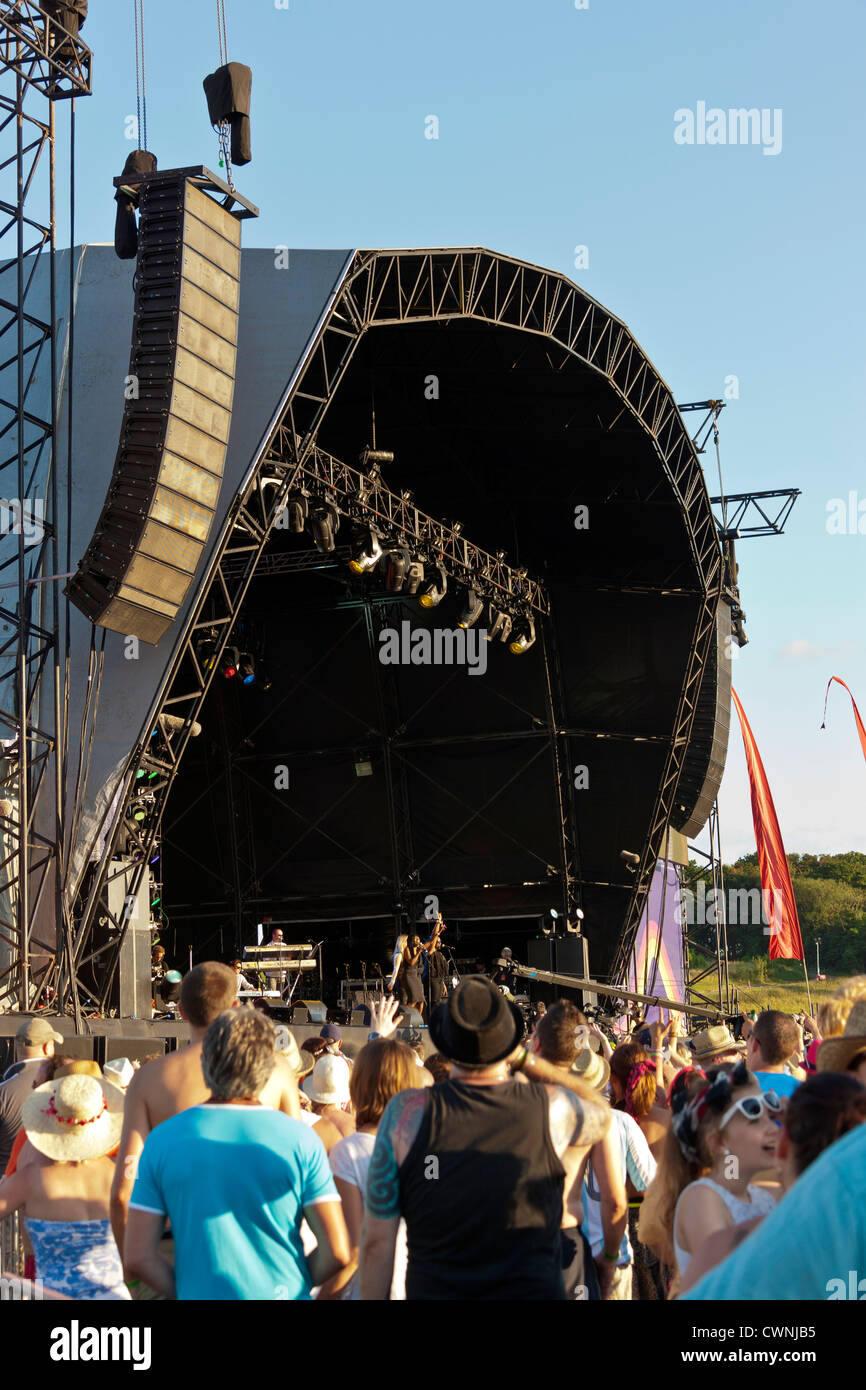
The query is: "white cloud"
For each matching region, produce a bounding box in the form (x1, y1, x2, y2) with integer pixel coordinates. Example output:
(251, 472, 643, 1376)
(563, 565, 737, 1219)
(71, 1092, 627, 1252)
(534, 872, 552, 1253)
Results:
(779, 638, 862, 662)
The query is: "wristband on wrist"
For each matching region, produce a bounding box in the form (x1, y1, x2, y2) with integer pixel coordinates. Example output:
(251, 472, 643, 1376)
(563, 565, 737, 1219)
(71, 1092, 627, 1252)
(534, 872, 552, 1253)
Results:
(512, 1045, 529, 1072)
(602, 1248, 620, 1262)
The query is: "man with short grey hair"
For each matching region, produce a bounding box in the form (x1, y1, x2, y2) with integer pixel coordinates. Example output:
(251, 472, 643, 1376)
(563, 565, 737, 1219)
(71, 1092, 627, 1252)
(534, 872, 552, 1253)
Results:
(125, 1007, 350, 1300)
(0, 1018, 63, 1170)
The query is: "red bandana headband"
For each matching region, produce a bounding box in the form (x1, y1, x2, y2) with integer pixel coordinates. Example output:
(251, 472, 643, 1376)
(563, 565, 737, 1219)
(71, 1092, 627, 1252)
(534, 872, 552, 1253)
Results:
(625, 1060, 657, 1116)
(46, 1093, 108, 1127)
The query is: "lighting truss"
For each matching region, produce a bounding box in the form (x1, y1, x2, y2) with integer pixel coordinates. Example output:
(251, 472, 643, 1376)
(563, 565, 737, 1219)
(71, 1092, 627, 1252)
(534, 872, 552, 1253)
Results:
(283, 442, 549, 618)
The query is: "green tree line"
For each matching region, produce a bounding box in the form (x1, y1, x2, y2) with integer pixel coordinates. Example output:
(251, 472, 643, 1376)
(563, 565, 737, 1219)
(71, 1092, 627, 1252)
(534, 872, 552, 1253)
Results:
(684, 852, 866, 976)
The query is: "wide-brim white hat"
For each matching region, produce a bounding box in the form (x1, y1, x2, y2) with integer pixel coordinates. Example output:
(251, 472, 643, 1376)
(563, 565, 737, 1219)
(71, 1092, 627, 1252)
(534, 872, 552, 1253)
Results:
(301, 1054, 351, 1106)
(23, 1074, 125, 1161)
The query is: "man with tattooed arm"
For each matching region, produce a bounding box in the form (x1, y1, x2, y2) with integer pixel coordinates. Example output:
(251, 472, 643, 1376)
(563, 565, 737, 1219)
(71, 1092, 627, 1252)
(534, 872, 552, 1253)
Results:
(359, 975, 611, 1300)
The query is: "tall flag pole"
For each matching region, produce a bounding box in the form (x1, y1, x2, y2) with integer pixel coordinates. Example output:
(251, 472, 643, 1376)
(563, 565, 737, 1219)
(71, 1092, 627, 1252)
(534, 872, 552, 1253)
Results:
(731, 688, 811, 1013)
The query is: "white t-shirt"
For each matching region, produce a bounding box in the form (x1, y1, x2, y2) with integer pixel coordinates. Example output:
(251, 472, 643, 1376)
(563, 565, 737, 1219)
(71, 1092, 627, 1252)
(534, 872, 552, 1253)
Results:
(329, 1131, 408, 1300)
(583, 1109, 657, 1264)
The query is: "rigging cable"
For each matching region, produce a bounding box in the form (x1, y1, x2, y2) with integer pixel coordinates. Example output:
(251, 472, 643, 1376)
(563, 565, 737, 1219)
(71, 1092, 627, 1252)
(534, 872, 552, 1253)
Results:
(133, 0, 148, 151)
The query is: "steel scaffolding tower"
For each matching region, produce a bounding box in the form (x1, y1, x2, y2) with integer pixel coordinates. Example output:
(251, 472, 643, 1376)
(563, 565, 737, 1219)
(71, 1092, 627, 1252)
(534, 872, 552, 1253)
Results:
(0, 2, 90, 1015)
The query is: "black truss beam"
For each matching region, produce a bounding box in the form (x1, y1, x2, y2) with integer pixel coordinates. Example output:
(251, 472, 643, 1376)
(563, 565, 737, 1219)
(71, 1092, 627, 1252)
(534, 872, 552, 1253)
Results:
(0, 7, 91, 1018)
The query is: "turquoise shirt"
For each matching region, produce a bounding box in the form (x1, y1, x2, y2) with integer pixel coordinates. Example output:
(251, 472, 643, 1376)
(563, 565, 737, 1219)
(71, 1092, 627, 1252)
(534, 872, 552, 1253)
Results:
(130, 1103, 337, 1300)
(683, 1124, 866, 1301)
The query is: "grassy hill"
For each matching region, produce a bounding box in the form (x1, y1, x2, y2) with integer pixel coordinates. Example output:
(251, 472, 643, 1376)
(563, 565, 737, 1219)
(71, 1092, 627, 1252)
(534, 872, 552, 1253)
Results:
(689, 954, 846, 1016)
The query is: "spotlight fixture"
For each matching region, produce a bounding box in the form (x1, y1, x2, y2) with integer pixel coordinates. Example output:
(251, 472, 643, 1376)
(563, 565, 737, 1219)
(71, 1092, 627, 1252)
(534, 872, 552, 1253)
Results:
(619, 850, 641, 873)
(384, 547, 410, 592)
(307, 498, 340, 553)
(239, 653, 256, 686)
(359, 446, 395, 468)
(508, 616, 536, 654)
(487, 608, 513, 643)
(418, 564, 447, 609)
(222, 647, 240, 679)
(457, 586, 484, 630)
(349, 528, 384, 575)
(405, 560, 425, 595)
(285, 491, 308, 532)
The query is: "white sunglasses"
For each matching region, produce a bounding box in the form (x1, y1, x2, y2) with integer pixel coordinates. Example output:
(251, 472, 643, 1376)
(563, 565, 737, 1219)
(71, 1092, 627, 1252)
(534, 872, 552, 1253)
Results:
(718, 1090, 782, 1131)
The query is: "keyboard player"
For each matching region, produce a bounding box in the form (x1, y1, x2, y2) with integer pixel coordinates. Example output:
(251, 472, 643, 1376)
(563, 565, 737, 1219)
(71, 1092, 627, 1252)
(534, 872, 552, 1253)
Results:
(231, 959, 254, 995)
(265, 926, 288, 994)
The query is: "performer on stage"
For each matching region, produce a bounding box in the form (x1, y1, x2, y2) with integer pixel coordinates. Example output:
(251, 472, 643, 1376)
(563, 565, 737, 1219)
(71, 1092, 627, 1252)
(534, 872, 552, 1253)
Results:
(387, 914, 445, 1019)
(490, 947, 517, 997)
(231, 959, 254, 995)
(264, 926, 287, 995)
(151, 944, 167, 988)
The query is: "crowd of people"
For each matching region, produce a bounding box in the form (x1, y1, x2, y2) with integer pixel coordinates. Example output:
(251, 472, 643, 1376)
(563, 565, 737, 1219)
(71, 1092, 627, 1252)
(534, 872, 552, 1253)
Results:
(1, 962, 865, 1301)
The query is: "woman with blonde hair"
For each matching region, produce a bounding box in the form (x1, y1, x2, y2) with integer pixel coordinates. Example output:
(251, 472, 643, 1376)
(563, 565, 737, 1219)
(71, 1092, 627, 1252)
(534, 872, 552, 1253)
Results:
(638, 1062, 779, 1293)
(387, 915, 444, 1017)
(320, 1038, 421, 1299)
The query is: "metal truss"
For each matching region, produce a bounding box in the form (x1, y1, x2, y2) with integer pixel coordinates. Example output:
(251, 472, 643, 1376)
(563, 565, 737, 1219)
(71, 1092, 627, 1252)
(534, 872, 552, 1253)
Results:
(290, 442, 549, 617)
(708, 489, 800, 539)
(0, 3, 91, 101)
(681, 800, 733, 1015)
(67, 248, 723, 1016)
(0, 5, 89, 1014)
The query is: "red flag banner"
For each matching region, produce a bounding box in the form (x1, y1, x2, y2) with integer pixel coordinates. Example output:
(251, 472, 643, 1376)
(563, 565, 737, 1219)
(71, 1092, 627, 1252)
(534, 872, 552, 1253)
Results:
(821, 676, 866, 764)
(731, 688, 805, 961)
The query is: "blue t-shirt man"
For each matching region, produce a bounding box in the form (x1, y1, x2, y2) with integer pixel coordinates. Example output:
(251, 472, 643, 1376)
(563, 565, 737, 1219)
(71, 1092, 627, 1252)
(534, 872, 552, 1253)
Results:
(130, 1103, 338, 1300)
(683, 1124, 866, 1301)
(752, 1069, 801, 1098)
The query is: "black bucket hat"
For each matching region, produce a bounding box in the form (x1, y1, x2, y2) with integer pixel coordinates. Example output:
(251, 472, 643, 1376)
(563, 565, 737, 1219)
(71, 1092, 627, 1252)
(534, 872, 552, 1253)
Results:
(429, 975, 524, 1066)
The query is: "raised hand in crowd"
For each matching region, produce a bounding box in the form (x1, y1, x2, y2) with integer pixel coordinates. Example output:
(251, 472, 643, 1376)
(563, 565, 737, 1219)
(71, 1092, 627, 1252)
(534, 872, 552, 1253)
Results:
(369, 994, 402, 1040)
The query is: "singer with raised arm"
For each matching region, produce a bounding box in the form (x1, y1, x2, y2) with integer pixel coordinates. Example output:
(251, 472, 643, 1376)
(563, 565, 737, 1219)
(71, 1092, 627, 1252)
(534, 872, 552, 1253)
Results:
(387, 914, 445, 1019)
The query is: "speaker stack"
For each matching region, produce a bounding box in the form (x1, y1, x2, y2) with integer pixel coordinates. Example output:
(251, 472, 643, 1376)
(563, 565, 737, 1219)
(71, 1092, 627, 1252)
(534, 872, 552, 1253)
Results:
(67, 168, 256, 644)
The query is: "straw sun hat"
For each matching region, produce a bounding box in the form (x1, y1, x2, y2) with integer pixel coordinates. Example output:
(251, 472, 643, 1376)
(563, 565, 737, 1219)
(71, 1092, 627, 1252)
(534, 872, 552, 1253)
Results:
(302, 1054, 351, 1106)
(22, 1073, 125, 1162)
(818, 999, 866, 1075)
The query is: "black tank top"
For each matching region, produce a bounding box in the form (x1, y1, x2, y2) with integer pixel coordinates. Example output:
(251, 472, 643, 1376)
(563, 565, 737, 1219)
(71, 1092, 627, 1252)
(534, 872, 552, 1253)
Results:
(397, 1078, 566, 1300)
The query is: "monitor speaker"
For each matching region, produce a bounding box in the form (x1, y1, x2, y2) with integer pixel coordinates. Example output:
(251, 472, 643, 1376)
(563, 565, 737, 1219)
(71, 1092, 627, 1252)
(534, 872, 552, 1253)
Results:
(67, 167, 254, 644)
(293, 999, 327, 1026)
(398, 1005, 424, 1028)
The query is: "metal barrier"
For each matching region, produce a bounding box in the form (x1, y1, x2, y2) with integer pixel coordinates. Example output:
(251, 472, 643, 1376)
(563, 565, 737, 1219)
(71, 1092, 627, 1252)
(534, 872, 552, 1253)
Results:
(0, 1213, 24, 1277)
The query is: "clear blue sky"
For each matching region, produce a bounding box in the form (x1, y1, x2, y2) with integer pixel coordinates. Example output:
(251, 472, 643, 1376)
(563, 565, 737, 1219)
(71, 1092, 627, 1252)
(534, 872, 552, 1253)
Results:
(58, 0, 865, 863)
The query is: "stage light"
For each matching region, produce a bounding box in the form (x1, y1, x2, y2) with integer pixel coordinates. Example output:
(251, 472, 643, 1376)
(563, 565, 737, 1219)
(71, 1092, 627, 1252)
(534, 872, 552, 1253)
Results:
(384, 547, 410, 592)
(349, 529, 383, 574)
(418, 565, 447, 609)
(405, 561, 425, 595)
(135, 769, 146, 780)
(487, 609, 513, 643)
(308, 499, 340, 553)
(222, 647, 240, 679)
(620, 849, 640, 873)
(285, 492, 308, 533)
(457, 586, 484, 630)
(133, 809, 146, 823)
(239, 653, 256, 685)
(508, 616, 536, 654)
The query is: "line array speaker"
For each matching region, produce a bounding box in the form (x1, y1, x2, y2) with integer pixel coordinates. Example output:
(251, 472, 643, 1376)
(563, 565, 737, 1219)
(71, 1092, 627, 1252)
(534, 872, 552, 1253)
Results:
(671, 603, 732, 839)
(67, 167, 254, 644)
